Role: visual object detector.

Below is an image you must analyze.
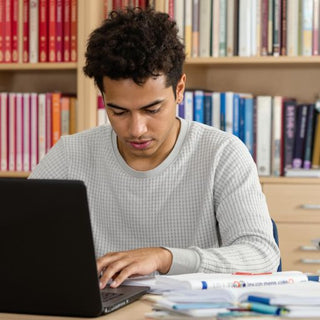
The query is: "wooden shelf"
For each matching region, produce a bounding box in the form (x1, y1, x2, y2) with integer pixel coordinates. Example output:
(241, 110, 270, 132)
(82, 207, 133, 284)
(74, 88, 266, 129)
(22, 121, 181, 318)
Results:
(0, 63, 77, 71)
(260, 176, 320, 184)
(185, 56, 320, 65)
(0, 172, 30, 178)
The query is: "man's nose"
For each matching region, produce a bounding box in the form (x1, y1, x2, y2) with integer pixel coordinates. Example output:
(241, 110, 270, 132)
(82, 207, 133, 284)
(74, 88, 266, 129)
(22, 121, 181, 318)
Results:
(129, 114, 148, 138)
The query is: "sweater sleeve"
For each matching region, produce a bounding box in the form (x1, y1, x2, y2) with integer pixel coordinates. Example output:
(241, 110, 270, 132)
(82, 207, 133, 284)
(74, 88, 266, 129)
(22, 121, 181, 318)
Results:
(29, 138, 69, 179)
(166, 137, 280, 275)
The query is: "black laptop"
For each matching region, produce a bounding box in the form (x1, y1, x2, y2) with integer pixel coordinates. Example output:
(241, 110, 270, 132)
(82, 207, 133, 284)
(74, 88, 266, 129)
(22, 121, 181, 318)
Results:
(0, 179, 149, 317)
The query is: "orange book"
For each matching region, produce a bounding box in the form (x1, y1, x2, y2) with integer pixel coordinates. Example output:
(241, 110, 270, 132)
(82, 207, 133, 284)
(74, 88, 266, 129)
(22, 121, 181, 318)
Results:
(69, 96, 77, 134)
(51, 92, 61, 145)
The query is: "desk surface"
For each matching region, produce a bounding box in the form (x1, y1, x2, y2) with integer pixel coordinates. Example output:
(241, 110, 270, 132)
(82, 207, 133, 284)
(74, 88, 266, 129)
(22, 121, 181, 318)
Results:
(0, 297, 319, 320)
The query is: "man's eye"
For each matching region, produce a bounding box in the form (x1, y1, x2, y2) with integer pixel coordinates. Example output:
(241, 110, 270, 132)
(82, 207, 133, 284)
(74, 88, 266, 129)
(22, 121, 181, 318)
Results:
(113, 111, 126, 116)
(147, 108, 160, 114)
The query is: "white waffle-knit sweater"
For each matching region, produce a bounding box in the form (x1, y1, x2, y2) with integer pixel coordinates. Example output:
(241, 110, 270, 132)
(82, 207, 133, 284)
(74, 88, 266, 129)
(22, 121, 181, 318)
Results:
(29, 118, 280, 274)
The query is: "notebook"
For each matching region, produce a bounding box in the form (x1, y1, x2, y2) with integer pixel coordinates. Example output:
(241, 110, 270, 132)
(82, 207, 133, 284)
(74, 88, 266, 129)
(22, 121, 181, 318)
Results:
(0, 178, 149, 317)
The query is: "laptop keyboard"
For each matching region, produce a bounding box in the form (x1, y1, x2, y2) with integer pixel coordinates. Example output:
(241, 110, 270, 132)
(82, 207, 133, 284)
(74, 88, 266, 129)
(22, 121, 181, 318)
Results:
(101, 291, 124, 302)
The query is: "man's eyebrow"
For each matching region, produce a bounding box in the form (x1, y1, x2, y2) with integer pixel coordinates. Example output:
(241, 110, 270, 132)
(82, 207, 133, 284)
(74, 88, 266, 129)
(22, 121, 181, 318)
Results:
(106, 99, 164, 111)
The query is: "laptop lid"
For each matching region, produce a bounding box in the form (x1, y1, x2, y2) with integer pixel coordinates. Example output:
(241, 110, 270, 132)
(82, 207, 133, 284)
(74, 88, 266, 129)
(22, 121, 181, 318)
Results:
(0, 179, 148, 317)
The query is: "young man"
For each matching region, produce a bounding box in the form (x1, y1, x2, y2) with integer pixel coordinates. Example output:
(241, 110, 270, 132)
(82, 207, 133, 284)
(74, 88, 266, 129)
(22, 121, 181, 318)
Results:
(29, 8, 280, 289)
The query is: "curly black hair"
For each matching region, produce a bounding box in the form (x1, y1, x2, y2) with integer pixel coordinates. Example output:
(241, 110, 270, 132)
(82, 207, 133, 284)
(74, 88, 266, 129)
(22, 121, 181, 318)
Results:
(83, 8, 185, 96)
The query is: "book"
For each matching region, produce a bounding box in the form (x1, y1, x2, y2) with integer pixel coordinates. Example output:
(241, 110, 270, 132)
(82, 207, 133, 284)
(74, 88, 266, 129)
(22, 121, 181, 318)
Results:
(256, 96, 272, 176)
(285, 168, 320, 178)
(0, 92, 8, 171)
(56, 0, 63, 62)
(191, 0, 199, 58)
(23, 0, 30, 62)
(4, 0, 12, 62)
(63, 0, 71, 61)
(8, 93, 16, 171)
(292, 104, 309, 168)
(29, 0, 39, 63)
(283, 99, 297, 172)
(38, 93, 46, 162)
(39, 0, 48, 62)
(303, 104, 315, 169)
(16, 93, 23, 171)
(155, 271, 308, 291)
(183, 90, 193, 121)
(287, 0, 299, 56)
(12, 0, 19, 62)
(23, 93, 30, 172)
(156, 281, 320, 310)
(193, 90, 204, 124)
(51, 92, 61, 145)
(30, 93, 38, 170)
(184, 0, 192, 58)
(199, 0, 211, 57)
(49, 0, 56, 62)
(311, 111, 320, 168)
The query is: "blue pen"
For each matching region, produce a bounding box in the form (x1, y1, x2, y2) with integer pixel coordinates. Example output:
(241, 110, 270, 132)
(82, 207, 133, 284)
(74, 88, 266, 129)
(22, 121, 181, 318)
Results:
(245, 302, 288, 315)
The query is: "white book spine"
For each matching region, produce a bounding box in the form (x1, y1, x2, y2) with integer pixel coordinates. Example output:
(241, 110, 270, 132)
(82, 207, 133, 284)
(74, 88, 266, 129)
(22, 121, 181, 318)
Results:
(256, 96, 272, 176)
(184, 91, 194, 121)
(312, 0, 319, 55)
(212, 92, 220, 129)
(23, 93, 30, 172)
(38, 93, 46, 162)
(287, 0, 299, 56)
(8, 93, 16, 171)
(272, 96, 283, 176)
(199, 0, 211, 57)
(97, 108, 107, 126)
(302, 0, 313, 56)
(238, 0, 251, 56)
(29, 0, 39, 63)
(16, 93, 23, 171)
(251, 0, 257, 56)
(1, 93, 8, 171)
(225, 92, 234, 134)
(30, 93, 38, 170)
(174, 0, 184, 44)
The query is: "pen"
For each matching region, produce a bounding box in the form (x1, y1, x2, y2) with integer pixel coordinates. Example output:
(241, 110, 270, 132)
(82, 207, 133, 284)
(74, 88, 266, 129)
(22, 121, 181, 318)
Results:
(242, 302, 288, 315)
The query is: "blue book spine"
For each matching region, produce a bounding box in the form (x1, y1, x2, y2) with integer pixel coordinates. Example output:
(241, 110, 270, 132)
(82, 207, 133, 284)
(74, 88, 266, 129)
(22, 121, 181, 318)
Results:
(303, 104, 315, 169)
(220, 92, 226, 131)
(204, 92, 212, 126)
(239, 97, 245, 142)
(244, 97, 254, 156)
(194, 90, 204, 123)
(232, 93, 240, 137)
(178, 100, 185, 119)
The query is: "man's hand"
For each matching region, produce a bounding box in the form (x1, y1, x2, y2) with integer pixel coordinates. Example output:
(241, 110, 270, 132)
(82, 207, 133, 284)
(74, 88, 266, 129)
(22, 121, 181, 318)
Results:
(97, 247, 173, 289)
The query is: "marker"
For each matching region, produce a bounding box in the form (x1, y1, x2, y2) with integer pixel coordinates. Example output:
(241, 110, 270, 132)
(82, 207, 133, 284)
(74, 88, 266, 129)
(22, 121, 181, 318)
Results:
(242, 302, 288, 315)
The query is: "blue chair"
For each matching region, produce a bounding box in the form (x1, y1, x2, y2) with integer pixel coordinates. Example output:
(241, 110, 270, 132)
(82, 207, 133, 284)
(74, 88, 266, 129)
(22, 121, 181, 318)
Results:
(271, 219, 282, 271)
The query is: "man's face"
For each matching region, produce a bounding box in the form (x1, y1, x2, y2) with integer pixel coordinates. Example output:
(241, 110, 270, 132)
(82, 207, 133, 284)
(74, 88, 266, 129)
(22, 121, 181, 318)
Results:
(103, 74, 186, 171)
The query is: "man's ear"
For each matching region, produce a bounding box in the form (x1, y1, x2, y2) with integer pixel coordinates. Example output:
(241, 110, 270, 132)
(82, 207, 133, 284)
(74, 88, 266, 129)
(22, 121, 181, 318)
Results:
(176, 74, 186, 104)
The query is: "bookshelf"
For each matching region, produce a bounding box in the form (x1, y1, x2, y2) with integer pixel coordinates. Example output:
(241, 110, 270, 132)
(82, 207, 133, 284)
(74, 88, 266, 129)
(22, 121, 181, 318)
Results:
(0, 0, 319, 273)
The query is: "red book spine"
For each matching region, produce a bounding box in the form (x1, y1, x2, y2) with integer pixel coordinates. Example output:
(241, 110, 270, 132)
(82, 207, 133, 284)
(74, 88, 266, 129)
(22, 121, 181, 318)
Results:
(70, 0, 76, 61)
(4, 0, 12, 62)
(280, 0, 287, 56)
(48, 0, 56, 62)
(39, 0, 48, 62)
(12, 0, 18, 62)
(22, 0, 29, 62)
(63, 0, 70, 61)
(261, 0, 268, 56)
(55, 0, 63, 62)
(168, 0, 174, 19)
(113, 0, 121, 10)
(0, 0, 5, 63)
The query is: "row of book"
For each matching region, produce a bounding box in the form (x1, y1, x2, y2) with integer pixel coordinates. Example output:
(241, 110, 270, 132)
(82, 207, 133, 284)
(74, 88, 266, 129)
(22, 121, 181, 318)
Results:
(176, 90, 320, 177)
(0, 92, 77, 172)
(0, 0, 77, 63)
(106, 0, 320, 58)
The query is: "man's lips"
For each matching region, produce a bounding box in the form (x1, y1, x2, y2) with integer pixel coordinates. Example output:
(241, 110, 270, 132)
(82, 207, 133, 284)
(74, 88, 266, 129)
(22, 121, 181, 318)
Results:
(128, 140, 152, 150)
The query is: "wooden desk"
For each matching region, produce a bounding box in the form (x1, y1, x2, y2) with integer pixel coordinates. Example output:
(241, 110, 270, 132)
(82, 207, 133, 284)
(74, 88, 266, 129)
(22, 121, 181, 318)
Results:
(0, 297, 320, 320)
